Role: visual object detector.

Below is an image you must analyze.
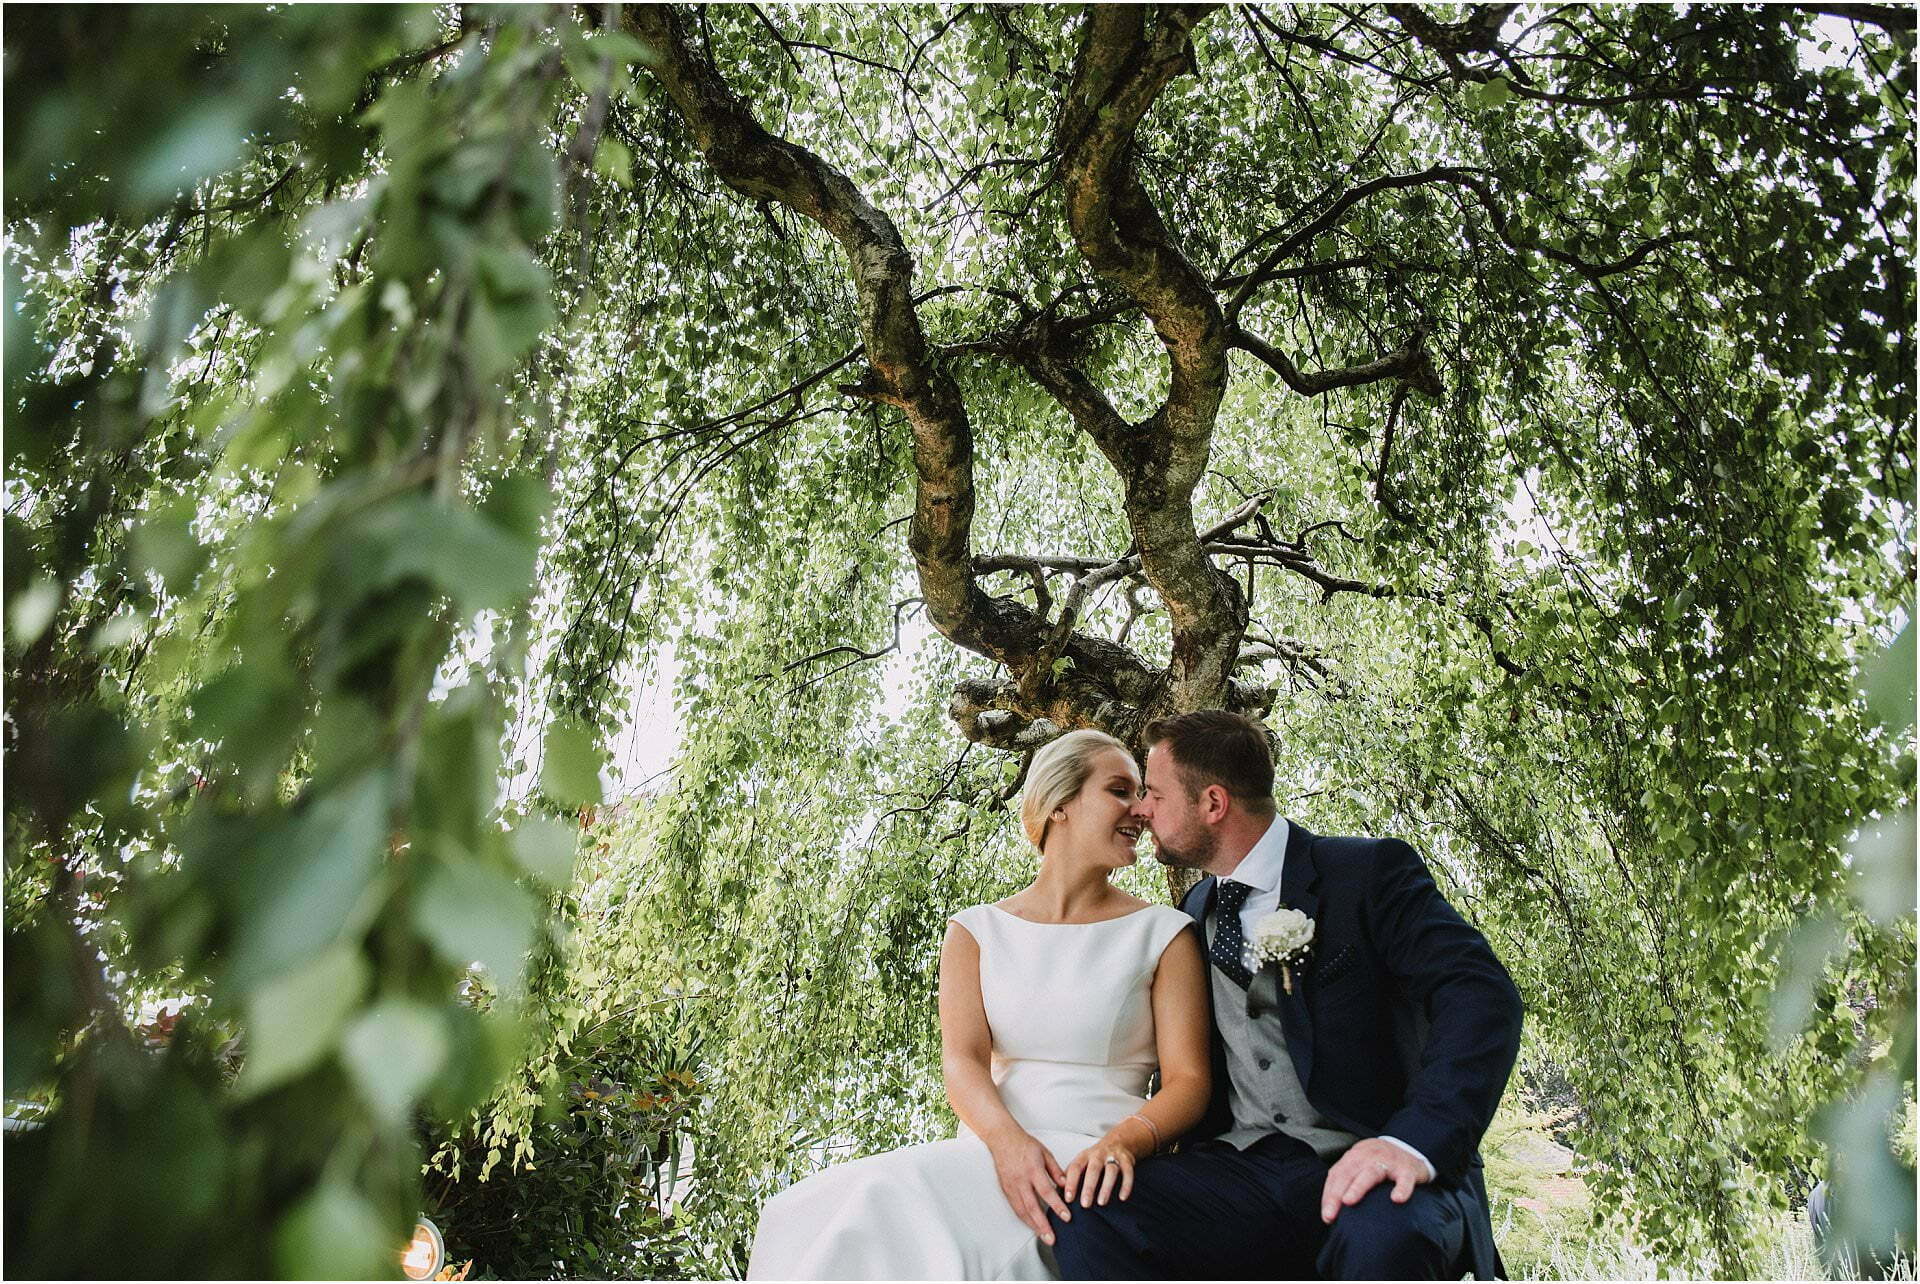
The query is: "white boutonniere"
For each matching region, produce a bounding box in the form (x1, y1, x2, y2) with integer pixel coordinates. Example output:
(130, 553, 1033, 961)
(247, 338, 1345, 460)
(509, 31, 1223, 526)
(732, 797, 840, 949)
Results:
(1248, 906, 1315, 994)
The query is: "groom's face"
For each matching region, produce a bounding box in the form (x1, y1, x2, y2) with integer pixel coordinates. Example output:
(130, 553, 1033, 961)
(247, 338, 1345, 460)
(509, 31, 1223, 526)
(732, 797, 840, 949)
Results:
(1141, 743, 1216, 870)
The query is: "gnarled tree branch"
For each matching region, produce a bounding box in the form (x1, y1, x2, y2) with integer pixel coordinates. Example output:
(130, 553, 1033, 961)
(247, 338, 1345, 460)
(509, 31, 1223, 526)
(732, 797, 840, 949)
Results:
(1057, 4, 1248, 716)
(626, 6, 1208, 749)
(627, 6, 991, 653)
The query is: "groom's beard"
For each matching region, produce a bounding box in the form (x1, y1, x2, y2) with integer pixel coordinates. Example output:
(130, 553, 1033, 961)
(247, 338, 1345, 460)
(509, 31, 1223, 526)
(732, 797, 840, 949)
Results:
(1149, 824, 1215, 870)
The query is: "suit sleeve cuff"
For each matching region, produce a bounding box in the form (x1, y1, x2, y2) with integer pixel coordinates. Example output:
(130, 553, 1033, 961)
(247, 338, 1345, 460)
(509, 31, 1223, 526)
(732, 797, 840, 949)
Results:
(1379, 1135, 1437, 1182)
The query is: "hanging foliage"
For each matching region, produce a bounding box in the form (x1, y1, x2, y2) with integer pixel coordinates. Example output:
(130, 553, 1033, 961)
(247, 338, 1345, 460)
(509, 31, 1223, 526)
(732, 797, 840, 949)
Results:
(4, 4, 1912, 1277)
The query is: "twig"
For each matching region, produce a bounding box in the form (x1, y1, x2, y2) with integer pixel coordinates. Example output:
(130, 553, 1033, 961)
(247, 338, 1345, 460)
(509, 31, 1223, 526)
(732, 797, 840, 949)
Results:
(767, 598, 924, 697)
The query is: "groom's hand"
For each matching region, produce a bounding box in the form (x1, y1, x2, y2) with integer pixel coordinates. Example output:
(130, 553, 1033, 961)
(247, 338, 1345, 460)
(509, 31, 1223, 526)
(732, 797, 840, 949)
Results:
(1320, 1138, 1428, 1223)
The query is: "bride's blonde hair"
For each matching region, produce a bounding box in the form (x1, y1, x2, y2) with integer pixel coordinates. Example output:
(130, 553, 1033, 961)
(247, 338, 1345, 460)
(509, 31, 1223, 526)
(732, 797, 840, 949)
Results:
(1020, 729, 1134, 851)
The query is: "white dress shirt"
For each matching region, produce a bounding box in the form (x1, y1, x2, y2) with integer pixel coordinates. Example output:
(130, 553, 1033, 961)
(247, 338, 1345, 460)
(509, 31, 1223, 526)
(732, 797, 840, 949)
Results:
(1216, 816, 1437, 1182)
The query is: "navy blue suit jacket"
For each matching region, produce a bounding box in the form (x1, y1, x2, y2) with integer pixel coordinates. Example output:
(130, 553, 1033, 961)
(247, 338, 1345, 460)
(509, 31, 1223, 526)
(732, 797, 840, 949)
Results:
(1179, 820, 1523, 1278)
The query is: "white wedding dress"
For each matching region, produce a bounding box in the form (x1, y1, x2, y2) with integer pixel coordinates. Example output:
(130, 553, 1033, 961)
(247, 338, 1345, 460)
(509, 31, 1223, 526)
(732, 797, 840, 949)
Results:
(747, 902, 1193, 1281)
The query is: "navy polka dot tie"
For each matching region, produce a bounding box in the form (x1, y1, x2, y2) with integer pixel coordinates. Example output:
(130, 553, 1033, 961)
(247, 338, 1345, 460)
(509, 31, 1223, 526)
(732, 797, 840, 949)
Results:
(1210, 880, 1255, 989)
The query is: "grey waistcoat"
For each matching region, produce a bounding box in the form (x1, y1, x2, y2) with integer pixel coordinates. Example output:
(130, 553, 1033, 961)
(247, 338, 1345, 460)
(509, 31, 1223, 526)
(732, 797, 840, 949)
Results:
(1209, 917, 1359, 1157)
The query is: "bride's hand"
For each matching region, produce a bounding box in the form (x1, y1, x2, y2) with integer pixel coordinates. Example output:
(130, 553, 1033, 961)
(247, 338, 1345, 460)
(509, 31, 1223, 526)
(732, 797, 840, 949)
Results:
(1060, 1134, 1138, 1208)
(985, 1132, 1073, 1244)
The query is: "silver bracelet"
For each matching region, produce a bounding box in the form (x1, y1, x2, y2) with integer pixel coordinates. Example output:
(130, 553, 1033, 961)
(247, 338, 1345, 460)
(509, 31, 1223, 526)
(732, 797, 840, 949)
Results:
(1125, 1112, 1161, 1152)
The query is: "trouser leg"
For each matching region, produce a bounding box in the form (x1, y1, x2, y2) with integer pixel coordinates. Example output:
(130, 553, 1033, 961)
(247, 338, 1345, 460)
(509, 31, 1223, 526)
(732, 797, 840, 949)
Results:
(1051, 1138, 1327, 1281)
(1315, 1180, 1468, 1280)
(1047, 1195, 1150, 1281)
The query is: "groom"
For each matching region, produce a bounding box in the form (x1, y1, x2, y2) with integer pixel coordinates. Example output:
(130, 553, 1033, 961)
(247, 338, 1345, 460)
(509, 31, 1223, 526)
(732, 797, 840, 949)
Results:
(1051, 711, 1523, 1279)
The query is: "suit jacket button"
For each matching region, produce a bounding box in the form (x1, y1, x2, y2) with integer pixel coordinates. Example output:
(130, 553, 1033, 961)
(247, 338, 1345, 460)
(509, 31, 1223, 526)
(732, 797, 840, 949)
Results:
(1257, 1057, 1272, 1070)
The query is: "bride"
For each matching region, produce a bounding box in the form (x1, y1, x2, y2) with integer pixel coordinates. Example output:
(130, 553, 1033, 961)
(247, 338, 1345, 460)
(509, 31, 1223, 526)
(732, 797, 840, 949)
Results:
(747, 730, 1211, 1280)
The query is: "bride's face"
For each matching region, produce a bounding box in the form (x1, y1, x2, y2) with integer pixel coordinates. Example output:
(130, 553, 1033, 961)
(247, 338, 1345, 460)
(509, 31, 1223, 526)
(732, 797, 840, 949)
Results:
(1054, 748, 1147, 870)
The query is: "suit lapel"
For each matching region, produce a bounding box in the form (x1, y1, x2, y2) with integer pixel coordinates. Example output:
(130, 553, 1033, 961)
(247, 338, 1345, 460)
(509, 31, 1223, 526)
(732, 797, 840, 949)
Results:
(1182, 874, 1216, 929)
(1181, 873, 1234, 1138)
(1276, 820, 1320, 1090)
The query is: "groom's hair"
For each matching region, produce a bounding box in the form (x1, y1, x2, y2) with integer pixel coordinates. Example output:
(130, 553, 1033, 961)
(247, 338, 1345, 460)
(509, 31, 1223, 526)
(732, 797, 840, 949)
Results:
(1143, 710, 1276, 815)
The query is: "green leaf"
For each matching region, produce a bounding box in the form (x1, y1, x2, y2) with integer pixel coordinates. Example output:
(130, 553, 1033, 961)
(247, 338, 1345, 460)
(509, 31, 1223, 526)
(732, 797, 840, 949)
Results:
(510, 814, 580, 889)
(1857, 619, 1914, 732)
(227, 770, 391, 992)
(346, 495, 540, 613)
(239, 943, 370, 1096)
(341, 998, 449, 1123)
(540, 716, 605, 808)
(187, 660, 308, 800)
(473, 243, 549, 301)
(7, 577, 61, 651)
(412, 690, 498, 857)
(481, 473, 553, 543)
(464, 289, 555, 382)
(130, 102, 251, 206)
(415, 861, 540, 995)
(427, 1004, 530, 1117)
(1849, 810, 1917, 926)
(594, 134, 634, 188)
(272, 1178, 396, 1279)
(1768, 911, 1844, 1050)
(592, 29, 658, 67)
(132, 496, 208, 593)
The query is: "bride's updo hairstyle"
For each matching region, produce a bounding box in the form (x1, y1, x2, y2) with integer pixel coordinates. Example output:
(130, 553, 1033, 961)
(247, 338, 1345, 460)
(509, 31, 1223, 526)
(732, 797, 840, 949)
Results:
(1020, 729, 1134, 851)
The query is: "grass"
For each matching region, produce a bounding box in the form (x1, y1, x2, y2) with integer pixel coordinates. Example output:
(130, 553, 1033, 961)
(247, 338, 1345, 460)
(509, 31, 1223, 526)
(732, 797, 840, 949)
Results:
(1510, 1217, 1914, 1281)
